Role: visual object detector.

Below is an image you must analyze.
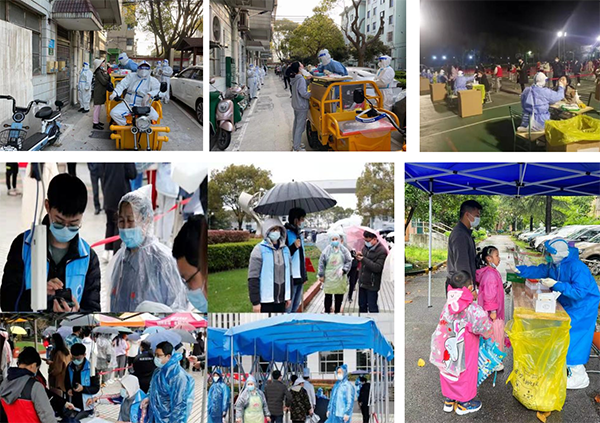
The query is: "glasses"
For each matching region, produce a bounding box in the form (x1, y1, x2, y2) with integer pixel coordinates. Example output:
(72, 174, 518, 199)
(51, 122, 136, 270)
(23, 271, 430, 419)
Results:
(181, 269, 200, 286)
(51, 217, 81, 232)
(154, 353, 165, 359)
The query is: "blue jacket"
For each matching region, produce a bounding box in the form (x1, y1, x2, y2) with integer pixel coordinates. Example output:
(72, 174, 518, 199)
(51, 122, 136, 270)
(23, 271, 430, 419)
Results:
(286, 226, 306, 280)
(521, 85, 565, 131)
(517, 247, 600, 366)
(120, 60, 139, 72)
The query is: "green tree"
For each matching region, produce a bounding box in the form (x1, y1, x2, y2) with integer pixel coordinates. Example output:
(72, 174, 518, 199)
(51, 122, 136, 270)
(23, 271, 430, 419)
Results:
(349, 37, 391, 66)
(273, 19, 299, 62)
(341, 0, 386, 66)
(210, 165, 274, 230)
(357, 163, 394, 226)
(288, 13, 346, 64)
(208, 179, 232, 229)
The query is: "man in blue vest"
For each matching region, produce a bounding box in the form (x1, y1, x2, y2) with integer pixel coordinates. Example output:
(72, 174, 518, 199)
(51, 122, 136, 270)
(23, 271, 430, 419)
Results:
(248, 217, 292, 313)
(285, 207, 308, 313)
(1, 173, 101, 312)
(64, 343, 100, 420)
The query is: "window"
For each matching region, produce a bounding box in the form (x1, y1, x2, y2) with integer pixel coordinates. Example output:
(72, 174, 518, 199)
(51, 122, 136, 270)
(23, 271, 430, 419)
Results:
(389, 15, 393, 25)
(350, 14, 354, 21)
(126, 38, 134, 46)
(320, 351, 344, 373)
(382, 11, 385, 18)
(356, 350, 372, 371)
(7, 3, 42, 75)
(387, 31, 393, 42)
(179, 69, 195, 79)
(127, 24, 135, 31)
(390, 0, 394, 6)
(373, 7, 377, 15)
(367, 24, 370, 32)
(367, 11, 370, 18)
(373, 22, 377, 31)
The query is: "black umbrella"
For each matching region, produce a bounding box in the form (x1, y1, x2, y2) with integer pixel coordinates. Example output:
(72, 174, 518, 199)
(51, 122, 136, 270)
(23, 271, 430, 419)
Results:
(253, 181, 337, 216)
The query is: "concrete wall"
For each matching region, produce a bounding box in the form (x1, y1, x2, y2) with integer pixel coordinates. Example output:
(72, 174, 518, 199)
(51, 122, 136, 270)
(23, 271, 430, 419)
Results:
(408, 232, 448, 250)
(0, 20, 33, 127)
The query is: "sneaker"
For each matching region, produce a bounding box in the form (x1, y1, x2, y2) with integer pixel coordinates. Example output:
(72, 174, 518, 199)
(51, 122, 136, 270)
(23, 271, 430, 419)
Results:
(455, 400, 482, 415)
(7, 189, 16, 196)
(78, 108, 85, 112)
(577, 83, 581, 86)
(443, 398, 456, 413)
(93, 123, 104, 130)
(493, 363, 504, 372)
(567, 364, 590, 389)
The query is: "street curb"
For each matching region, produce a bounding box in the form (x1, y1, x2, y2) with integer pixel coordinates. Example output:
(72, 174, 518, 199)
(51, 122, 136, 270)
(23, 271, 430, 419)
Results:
(303, 280, 321, 309)
(405, 261, 447, 276)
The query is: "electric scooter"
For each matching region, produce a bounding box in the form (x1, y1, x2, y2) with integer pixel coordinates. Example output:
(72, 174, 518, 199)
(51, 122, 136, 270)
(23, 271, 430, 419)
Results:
(209, 78, 247, 151)
(0, 95, 63, 151)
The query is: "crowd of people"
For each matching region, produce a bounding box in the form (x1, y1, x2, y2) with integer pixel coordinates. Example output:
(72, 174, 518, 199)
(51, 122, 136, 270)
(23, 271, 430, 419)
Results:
(430, 200, 600, 415)
(247, 208, 389, 313)
(208, 365, 372, 423)
(0, 325, 203, 422)
(75, 53, 175, 132)
(1, 163, 207, 314)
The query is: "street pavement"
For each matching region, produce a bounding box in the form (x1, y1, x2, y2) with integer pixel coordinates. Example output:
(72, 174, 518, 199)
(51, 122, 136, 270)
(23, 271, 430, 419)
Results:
(405, 235, 600, 422)
(227, 73, 403, 151)
(46, 98, 202, 151)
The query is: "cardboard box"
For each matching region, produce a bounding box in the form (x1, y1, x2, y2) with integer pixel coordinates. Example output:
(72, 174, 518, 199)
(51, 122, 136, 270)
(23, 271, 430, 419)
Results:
(420, 78, 430, 94)
(430, 83, 446, 102)
(458, 90, 483, 118)
(547, 140, 600, 152)
(535, 292, 561, 314)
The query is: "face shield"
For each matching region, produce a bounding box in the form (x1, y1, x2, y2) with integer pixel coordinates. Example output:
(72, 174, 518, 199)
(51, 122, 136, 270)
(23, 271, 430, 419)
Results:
(318, 49, 331, 66)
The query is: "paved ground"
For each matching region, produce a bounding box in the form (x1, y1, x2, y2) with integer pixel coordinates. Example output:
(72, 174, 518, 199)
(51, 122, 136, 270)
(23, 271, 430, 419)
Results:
(44, 98, 202, 151)
(226, 73, 403, 151)
(405, 235, 600, 422)
(420, 75, 600, 151)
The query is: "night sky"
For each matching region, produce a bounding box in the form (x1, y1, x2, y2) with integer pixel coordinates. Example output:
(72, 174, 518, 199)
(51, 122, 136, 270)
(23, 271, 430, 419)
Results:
(421, 0, 600, 63)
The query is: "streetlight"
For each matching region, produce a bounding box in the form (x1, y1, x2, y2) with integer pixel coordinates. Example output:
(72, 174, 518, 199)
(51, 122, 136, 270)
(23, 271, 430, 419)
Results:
(597, 35, 600, 42)
(432, 55, 437, 60)
(557, 31, 563, 37)
(442, 55, 447, 60)
(468, 55, 473, 59)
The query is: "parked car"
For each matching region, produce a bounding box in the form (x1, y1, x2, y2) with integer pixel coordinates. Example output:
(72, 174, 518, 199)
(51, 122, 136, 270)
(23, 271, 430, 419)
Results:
(577, 234, 600, 275)
(170, 65, 203, 124)
(535, 225, 600, 251)
(347, 67, 378, 81)
(518, 228, 545, 241)
(532, 225, 587, 250)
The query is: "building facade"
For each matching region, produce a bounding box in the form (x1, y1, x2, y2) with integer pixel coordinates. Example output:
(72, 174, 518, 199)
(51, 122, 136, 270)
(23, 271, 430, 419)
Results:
(106, 22, 136, 63)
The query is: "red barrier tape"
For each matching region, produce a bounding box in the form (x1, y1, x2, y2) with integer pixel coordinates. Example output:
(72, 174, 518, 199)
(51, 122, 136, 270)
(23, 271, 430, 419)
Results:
(89, 197, 192, 249)
(97, 365, 132, 376)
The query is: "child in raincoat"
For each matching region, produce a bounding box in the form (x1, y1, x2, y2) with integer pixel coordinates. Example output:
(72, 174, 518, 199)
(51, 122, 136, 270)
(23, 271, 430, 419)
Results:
(318, 232, 352, 314)
(476, 245, 507, 369)
(430, 271, 492, 416)
(234, 375, 270, 423)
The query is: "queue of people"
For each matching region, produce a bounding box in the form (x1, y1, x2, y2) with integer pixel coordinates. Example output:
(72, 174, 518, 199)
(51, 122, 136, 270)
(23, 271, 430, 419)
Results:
(208, 365, 369, 423)
(0, 163, 208, 314)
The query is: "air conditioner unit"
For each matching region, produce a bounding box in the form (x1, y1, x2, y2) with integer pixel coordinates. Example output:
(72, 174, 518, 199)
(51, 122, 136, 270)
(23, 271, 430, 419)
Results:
(238, 10, 250, 32)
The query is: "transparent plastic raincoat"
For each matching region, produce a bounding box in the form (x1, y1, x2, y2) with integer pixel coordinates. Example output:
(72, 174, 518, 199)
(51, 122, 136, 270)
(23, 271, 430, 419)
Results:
(326, 365, 356, 423)
(208, 370, 231, 423)
(106, 188, 189, 312)
(148, 352, 195, 423)
(234, 375, 270, 423)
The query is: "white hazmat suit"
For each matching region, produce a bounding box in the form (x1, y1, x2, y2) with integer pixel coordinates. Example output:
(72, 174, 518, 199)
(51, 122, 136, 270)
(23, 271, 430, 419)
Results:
(78, 62, 93, 111)
(247, 65, 258, 99)
(374, 55, 396, 110)
(110, 64, 161, 126)
(159, 59, 174, 104)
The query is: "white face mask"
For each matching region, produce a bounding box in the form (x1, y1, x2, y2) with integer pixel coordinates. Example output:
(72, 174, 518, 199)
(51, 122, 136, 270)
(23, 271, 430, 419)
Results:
(469, 214, 480, 228)
(337, 373, 343, 381)
(137, 69, 150, 78)
(213, 376, 220, 383)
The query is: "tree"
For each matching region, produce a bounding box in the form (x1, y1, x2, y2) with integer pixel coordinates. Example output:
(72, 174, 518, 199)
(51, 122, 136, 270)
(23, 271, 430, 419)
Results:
(136, 0, 203, 59)
(273, 19, 299, 62)
(349, 37, 391, 66)
(341, 0, 385, 66)
(207, 179, 232, 229)
(288, 12, 346, 64)
(210, 165, 274, 230)
(356, 163, 394, 226)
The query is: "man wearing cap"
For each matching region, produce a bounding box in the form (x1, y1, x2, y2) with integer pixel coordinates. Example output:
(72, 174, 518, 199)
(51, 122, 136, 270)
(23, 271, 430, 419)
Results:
(302, 368, 316, 408)
(517, 238, 600, 390)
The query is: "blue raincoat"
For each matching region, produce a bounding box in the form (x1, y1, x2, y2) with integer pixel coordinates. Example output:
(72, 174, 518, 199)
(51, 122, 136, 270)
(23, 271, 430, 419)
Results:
(453, 75, 475, 94)
(520, 85, 564, 131)
(325, 365, 356, 423)
(208, 370, 231, 423)
(317, 60, 348, 76)
(517, 247, 600, 366)
(148, 352, 195, 423)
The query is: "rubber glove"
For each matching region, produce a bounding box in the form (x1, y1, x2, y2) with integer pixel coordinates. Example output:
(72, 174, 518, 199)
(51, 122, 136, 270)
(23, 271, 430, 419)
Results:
(541, 278, 557, 288)
(109, 92, 117, 101)
(335, 268, 344, 278)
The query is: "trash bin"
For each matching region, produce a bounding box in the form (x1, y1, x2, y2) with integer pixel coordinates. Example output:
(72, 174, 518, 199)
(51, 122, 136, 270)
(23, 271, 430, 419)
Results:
(545, 115, 600, 152)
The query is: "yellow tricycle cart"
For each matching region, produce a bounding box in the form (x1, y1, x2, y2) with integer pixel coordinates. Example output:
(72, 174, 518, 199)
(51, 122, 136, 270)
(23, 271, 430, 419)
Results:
(306, 77, 400, 151)
(106, 73, 170, 150)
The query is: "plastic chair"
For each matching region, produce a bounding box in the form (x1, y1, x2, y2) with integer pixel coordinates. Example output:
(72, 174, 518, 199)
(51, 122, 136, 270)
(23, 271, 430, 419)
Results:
(509, 106, 546, 151)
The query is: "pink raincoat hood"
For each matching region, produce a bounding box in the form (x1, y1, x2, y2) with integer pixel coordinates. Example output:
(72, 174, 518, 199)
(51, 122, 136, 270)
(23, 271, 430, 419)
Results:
(445, 287, 473, 315)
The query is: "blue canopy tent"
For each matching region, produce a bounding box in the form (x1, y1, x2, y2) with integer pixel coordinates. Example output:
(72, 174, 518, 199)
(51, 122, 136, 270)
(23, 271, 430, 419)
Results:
(208, 327, 236, 367)
(222, 314, 394, 423)
(405, 162, 600, 307)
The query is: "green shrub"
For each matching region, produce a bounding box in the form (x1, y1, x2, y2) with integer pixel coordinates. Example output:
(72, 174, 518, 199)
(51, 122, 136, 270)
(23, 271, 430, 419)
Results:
(395, 70, 406, 79)
(208, 230, 251, 244)
(396, 78, 406, 89)
(208, 241, 260, 272)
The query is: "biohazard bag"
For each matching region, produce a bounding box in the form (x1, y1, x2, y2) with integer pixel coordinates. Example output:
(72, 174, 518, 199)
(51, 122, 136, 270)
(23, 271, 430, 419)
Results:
(545, 115, 600, 146)
(505, 311, 570, 412)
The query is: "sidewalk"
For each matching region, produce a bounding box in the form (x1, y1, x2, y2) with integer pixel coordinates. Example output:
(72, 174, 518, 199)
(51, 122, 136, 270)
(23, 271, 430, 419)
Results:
(404, 235, 600, 422)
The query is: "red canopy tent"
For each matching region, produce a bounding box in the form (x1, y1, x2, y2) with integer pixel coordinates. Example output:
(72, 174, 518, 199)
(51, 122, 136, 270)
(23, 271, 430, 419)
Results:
(145, 312, 207, 328)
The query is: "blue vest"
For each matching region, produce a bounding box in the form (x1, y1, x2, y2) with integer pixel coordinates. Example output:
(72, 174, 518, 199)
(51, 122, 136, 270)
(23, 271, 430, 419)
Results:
(124, 390, 147, 423)
(68, 359, 95, 411)
(286, 230, 305, 279)
(259, 242, 291, 303)
(22, 229, 90, 305)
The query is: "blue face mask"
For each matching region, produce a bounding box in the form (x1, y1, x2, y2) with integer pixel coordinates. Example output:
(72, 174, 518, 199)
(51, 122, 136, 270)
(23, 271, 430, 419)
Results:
(545, 255, 553, 264)
(298, 222, 305, 229)
(331, 241, 340, 248)
(120, 388, 128, 398)
(247, 384, 255, 391)
(365, 240, 373, 248)
(154, 357, 165, 368)
(188, 288, 207, 312)
(268, 231, 281, 242)
(72, 358, 83, 366)
(119, 227, 144, 249)
(49, 222, 78, 243)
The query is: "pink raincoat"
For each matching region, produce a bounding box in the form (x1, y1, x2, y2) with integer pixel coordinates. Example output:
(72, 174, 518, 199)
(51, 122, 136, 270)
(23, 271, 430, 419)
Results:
(434, 287, 492, 402)
(476, 266, 505, 320)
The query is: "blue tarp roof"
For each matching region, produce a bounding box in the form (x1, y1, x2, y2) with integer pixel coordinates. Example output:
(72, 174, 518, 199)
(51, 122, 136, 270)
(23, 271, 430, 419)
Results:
(208, 327, 236, 367)
(405, 163, 600, 197)
(223, 314, 394, 363)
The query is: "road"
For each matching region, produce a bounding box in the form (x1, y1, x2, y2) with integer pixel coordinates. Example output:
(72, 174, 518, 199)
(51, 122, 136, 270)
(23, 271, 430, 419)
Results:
(46, 98, 202, 151)
(405, 235, 600, 422)
(420, 75, 600, 151)
(226, 73, 403, 151)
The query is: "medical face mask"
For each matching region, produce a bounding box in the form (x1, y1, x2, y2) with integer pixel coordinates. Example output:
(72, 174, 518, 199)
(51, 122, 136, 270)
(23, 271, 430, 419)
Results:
(120, 388, 129, 398)
(365, 240, 374, 248)
(469, 214, 480, 228)
(298, 221, 305, 229)
(337, 373, 343, 381)
(119, 227, 144, 249)
(545, 255, 553, 264)
(137, 68, 150, 78)
(50, 221, 79, 243)
(268, 231, 281, 242)
(154, 357, 166, 368)
(213, 376, 220, 383)
(72, 358, 83, 366)
(188, 287, 207, 312)
(331, 240, 340, 248)
(378, 61, 384, 69)
(247, 384, 255, 391)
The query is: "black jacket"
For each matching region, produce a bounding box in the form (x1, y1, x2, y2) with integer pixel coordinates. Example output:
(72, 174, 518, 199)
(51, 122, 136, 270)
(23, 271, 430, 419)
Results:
(516, 61, 528, 82)
(98, 163, 137, 211)
(358, 242, 388, 292)
(358, 382, 370, 407)
(447, 221, 477, 283)
(551, 61, 564, 77)
(132, 350, 156, 393)
(264, 380, 291, 416)
(1, 216, 101, 312)
(285, 222, 307, 284)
